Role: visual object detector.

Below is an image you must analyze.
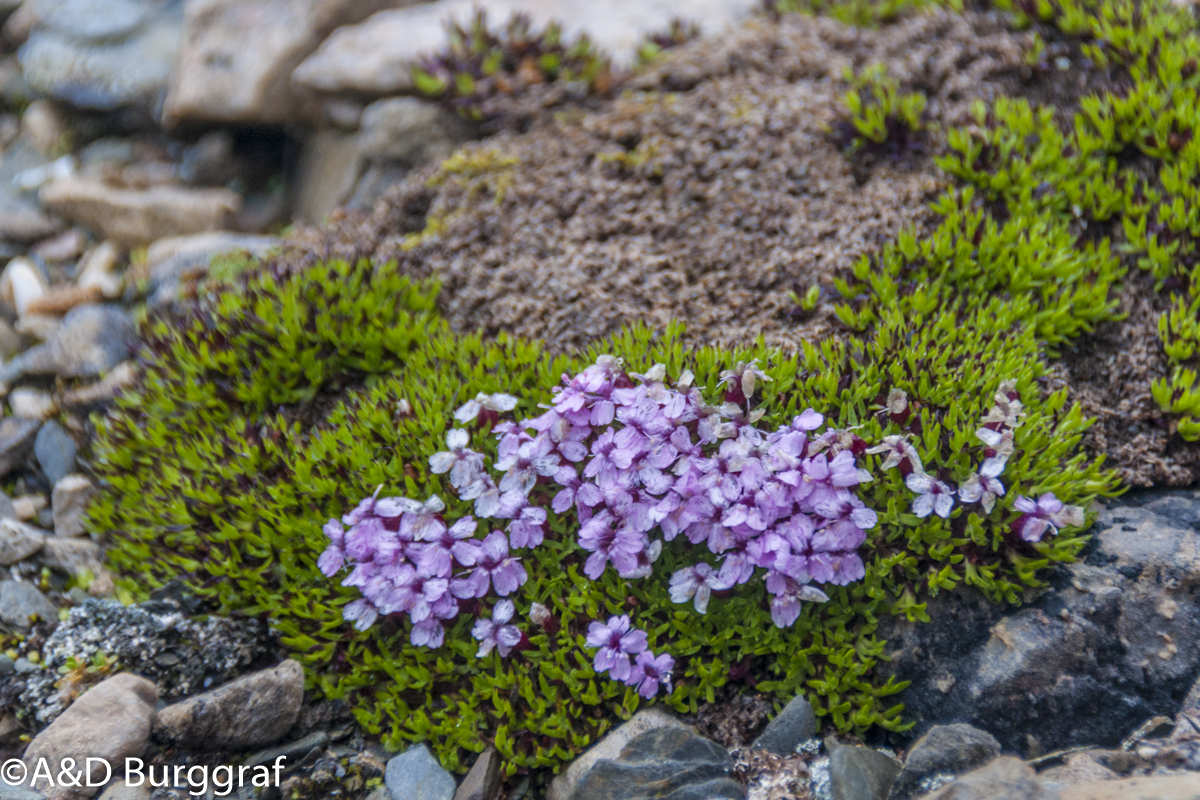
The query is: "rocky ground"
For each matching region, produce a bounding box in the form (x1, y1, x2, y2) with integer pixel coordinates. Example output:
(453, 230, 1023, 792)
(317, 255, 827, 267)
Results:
(0, 1, 1198, 800)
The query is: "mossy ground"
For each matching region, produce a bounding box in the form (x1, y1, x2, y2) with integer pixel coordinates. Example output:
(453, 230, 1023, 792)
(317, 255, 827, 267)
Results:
(86, 0, 1200, 789)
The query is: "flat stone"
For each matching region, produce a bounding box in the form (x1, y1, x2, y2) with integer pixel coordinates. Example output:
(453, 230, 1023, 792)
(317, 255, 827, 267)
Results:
(51, 474, 96, 537)
(144, 231, 278, 307)
(453, 747, 501, 800)
(0, 580, 56, 627)
(547, 708, 685, 800)
(0, 417, 42, 478)
(35, 420, 76, 486)
(925, 757, 1057, 800)
(60, 361, 136, 411)
(243, 730, 330, 769)
(153, 659, 304, 750)
(1059, 772, 1200, 800)
(0, 517, 46, 565)
(384, 743, 456, 800)
(24, 673, 157, 800)
(0, 303, 136, 383)
(750, 694, 817, 756)
(17, 0, 183, 112)
(40, 177, 240, 247)
(894, 724, 1001, 797)
(10, 388, 57, 420)
(828, 743, 901, 800)
(570, 726, 742, 800)
(163, 0, 395, 126)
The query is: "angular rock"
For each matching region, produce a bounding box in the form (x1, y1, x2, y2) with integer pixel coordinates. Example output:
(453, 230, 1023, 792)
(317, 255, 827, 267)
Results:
(894, 724, 1001, 798)
(453, 747, 501, 800)
(153, 659, 304, 750)
(384, 744, 456, 800)
(0, 580, 56, 627)
(40, 177, 240, 246)
(570, 726, 742, 800)
(162, 0, 395, 126)
(292, 127, 363, 225)
(51, 474, 96, 537)
(0, 518, 46, 565)
(24, 673, 157, 799)
(145, 231, 278, 307)
(0, 417, 42, 477)
(880, 491, 1200, 754)
(924, 757, 1055, 800)
(828, 743, 900, 800)
(548, 708, 686, 800)
(0, 303, 136, 383)
(1059, 772, 1200, 800)
(751, 694, 817, 756)
(35, 420, 76, 485)
(358, 97, 471, 164)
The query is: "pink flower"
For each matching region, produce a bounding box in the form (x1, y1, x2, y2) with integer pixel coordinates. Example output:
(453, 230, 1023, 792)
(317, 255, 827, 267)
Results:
(668, 563, 728, 613)
(452, 531, 527, 598)
(586, 615, 648, 681)
(627, 650, 675, 698)
(317, 519, 346, 577)
(1013, 492, 1085, 542)
(472, 599, 522, 657)
(906, 472, 955, 518)
(428, 429, 485, 489)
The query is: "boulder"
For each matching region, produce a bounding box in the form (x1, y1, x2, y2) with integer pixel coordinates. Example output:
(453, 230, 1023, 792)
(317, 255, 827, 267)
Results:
(40, 177, 240, 246)
(162, 0, 397, 126)
(568, 726, 742, 800)
(153, 659, 304, 749)
(24, 673, 158, 800)
(16, 0, 183, 112)
(879, 491, 1200, 754)
(384, 744, 456, 800)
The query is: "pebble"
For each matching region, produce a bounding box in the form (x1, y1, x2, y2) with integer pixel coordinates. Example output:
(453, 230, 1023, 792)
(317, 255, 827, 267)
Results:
(19, 100, 68, 155)
(9, 388, 57, 420)
(24, 673, 158, 799)
(925, 757, 1057, 800)
(0, 257, 48, 317)
(384, 744, 456, 800)
(51, 474, 97, 537)
(0, 517, 46, 565)
(0, 303, 137, 384)
(751, 694, 817, 756)
(0, 580, 57, 627)
(0, 417, 40, 478)
(153, 659, 304, 750)
(75, 241, 123, 299)
(828, 741, 902, 800)
(34, 421, 76, 486)
(453, 747, 501, 800)
(30, 229, 87, 264)
(60, 361, 136, 411)
(893, 724, 1001, 797)
(12, 494, 48, 521)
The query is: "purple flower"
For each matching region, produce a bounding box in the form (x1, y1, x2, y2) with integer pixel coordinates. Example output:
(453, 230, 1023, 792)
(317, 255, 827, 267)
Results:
(865, 434, 920, 472)
(578, 512, 644, 579)
(341, 598, 378, 632)
(410, 618, 444, 648)
(472, 599, 522, 657)
(455, 392, 519, 422)
(976, 427, 1014, 476)
(959, 471, 1005, 513)
(507, 505, 547, 549)
(766, 575, 829, 628)
(1013, 493, 1085, 542)
(496, 436, 560, 494)
(627, 650, 674, 698)
(586, 615, 648, 681)
(318, 518, 346, 577)
(452, 531, 527, 598)
(906, 472, 955, 518)
(417, 516, 479, 577)
(429, 429, 485, 489)
(668, 563, 727, 613)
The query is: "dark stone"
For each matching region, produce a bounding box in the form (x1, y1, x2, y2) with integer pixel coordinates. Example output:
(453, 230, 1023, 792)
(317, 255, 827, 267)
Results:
(0, 303, 136, 383)
(453, 747, 501, 800)
(572, 727, 742, 800)
(879, 491, 1200, 755)
(0, 417, 40, 477)
(0, 580, 55, 627)
(751, 694, 817, 755)
(827, 742, 900, 800)
(893, 724, 1001, 798)
(34, 420, 75, 486)
(384, 744, 455, 800)
(244, 731, 331, 770)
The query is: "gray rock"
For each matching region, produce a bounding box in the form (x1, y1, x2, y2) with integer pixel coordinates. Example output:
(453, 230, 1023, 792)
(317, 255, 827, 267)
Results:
(893, 724, 1001, 798)
(13, 657, 40, 674)
(34, 421, 76, 486)
(0, 417, 40, 478)
(24, 672, 158, 800)
(453, 747, 501, 800)
(51, 475, 96, 537)
(0, 655, 14, 675)
(17, 0, 183, 112)
(243, 731, 330, 769)
(751, 694, 817, 756)
(923, 757, 1055, 800)
(879, 490, 1200, 755)
(0, 140, 64, 242)
(0, 490, 16, 521)
(18, 598, 270, 725)
(0, 784, 45, 800)
(37, 538, 109, 594)
(0, 580, 56, 627)
(548, 708, 686, 800)
(153, 659, 304, 750)
(292, 127, 364, 225)
(145, 232, 278, 307)
(827, 742, 900, 800)
(384, 744, 456, 800)
(0, 517, 46, 565)
(571, 726, 742, 800)
(0, 303, 136, 383)
(358, 97, 471, 165)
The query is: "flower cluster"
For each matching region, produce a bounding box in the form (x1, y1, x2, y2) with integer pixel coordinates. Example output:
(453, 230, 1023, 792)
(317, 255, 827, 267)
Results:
(586, 615, 675, 698)
(870, 383, 1084, 541)
(318, 489, 527, 646)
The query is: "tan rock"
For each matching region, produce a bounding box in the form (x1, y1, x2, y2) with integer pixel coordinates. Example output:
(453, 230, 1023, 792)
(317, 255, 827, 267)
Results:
(163, 0, 397, 126)
(9, 387, 56, 420)
(76, 241, 124, 299)
(0, 256, 48, 316)
(52, 474, 97, 538)
(14, 312, 61, 341)
(24, 283, 103, 316)
(40, 178, 241, 247)
(24, 673, 158, 800)
(60, 361, 137, 411)
(31, 229, 88, 263)
(40, 537, 113, 596)
(1060, 773, 1200, 800)
(293, 127, 364, 225)
(926, 757, 1057, 800)
(1038, 752, 1119, 787)
(12, 494, 48, 522)
(0, 518, 46, 565)
(20, 99, 69, 155)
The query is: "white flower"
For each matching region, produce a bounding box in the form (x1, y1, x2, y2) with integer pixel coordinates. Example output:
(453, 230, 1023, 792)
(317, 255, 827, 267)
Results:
(958, 472, 1005, 513)
(906, 472, 955, 518)
(866, 434, 922, 472)
(668, 563, 728, 614)
(455, 392, 520, 422)
(428, 429, 485, 489)
(981, 382, 1024, 427)
(976, 427, 1014, 475)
